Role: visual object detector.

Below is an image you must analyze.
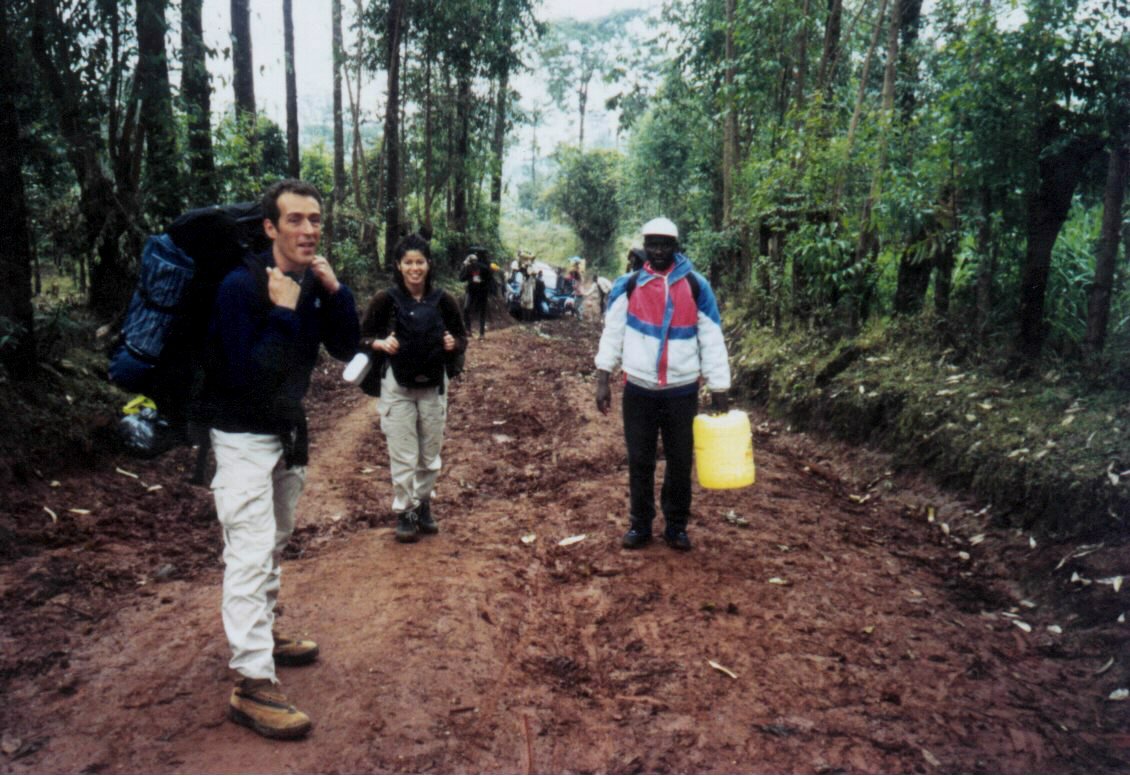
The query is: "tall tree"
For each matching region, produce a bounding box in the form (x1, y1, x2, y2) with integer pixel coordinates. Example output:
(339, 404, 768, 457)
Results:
(721, 0, 737, 226)
(383, 0, 404, 266)
(1084, 144, 1129, 354)
(31, 0, 139, 317)
(136, 0, 180, 223)
(181, 0, 217, 204)
(328, 0, 345, 258)
(541, 13, 641, 149)
(0, 1, 36, 378)
(230, 0, 258, 177)
(283, 0, 300, 178)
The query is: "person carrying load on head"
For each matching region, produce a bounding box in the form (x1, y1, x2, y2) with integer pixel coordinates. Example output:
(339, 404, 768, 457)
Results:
(595, 217, 731, 552)
(206, 179, 360, 740)
(360, 234, 468, 544)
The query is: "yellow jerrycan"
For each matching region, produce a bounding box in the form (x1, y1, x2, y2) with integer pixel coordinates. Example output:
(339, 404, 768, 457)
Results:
(694, 409, 756, 489)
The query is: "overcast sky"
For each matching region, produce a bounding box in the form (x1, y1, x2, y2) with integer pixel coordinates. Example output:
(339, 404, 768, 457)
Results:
(201, 0, 660, 128)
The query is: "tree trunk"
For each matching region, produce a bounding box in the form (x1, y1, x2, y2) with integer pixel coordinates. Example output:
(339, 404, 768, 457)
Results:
(721, 0, 736, 226)
(0, 2, 36, 378)
(834, 0, 886, 211)
(490, 59, 509, 236)
(975, 187, 995, 340)
(382, 0, 403, 268)
(1084, 144, 1129, 354)
(792, 0, 812, 114)
(816, 0, 843, 98)
(1016, 128, 1105, 361)
(452, 68, 472, 236)
(329, 0, 345, 259)
(31, 0, 134, 318)
(890, 0, 928, 315)
(853, 0, 899, 326)
(423, 43, 434, 232)
(283, 0, 300, 178)
(577, 76, 588, 150)
(230, 0, 258, 176)
(180, 0, 217, 204)
(136, 0, 180, 224)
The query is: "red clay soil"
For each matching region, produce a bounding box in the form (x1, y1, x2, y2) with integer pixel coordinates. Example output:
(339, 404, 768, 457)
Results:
(0, 317, 1127, 774)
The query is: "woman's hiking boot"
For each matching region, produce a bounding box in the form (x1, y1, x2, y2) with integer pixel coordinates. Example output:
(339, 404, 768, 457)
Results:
(621, 522, 653, 549)
(416, 501, 438, 535)
(395, 510, 419, 543)
(229, 678, 312, 740)
(272, 632, 319, 666)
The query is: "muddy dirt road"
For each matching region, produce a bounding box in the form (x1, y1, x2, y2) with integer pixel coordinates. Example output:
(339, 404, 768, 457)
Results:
(1, 318, 1128, 773)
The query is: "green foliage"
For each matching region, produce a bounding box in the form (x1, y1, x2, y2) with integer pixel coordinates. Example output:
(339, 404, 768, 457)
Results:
(544, 146, 623, 264)
(213, 113, 292, 202)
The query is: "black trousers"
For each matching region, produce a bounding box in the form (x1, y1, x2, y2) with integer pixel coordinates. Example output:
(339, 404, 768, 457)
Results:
(622, 388, 698, 530)
(464, 292, 488, 336)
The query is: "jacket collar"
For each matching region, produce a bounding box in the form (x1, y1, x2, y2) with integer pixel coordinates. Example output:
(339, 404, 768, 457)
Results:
(638, 253, 692, 286)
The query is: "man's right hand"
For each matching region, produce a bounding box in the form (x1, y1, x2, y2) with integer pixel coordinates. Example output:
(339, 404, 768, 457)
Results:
(595, 370, 611, 415)
(267, 267, 301, 310)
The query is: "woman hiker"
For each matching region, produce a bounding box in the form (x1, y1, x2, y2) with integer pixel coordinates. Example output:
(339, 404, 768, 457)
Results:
(359, 234, 468, 542)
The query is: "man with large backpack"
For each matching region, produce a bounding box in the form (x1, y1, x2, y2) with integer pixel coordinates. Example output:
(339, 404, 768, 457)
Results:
(594, 217, 731, 552)
(459, 248, 494, 338)
(206, 179, 359, 740)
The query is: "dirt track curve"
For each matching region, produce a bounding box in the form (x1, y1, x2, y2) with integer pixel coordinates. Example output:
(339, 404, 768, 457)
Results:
(1, 316, 1128, 773)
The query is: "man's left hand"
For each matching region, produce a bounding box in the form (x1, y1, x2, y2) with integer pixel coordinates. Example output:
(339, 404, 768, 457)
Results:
(711, 392, 730, 414)
(310, 255, 341, 294)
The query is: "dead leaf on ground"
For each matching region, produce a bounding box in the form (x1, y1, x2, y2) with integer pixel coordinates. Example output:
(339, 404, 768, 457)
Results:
(707, 659, 738, 679)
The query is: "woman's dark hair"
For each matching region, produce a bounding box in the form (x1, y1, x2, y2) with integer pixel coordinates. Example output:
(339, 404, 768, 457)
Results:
(392, 233, 433, 295)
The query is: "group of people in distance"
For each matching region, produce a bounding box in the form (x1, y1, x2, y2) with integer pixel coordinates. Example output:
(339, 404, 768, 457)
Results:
(204, 179, 731, 740)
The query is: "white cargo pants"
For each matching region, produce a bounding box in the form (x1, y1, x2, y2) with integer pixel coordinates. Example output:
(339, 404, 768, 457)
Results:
(210, 430, 307, 681)
(378, 369, 448, 513)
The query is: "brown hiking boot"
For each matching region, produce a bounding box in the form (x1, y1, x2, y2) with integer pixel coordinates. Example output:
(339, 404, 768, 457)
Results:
(272, 632, 319, 667)
(229, 678, 312, 740)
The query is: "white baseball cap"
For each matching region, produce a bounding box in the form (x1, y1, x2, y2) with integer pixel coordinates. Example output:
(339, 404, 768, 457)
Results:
(641, 217, 678, 239)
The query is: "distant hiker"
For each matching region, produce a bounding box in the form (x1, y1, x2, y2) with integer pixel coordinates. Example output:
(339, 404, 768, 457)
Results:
(534, 271, 549, 319)
(360, 234, 468, 543)
(520, 269, 537, 321)
(567, 266, 584, 319)
(459, 249, 494, 339)
(595, 217, 731, 552)
(206, 179, 360, 739)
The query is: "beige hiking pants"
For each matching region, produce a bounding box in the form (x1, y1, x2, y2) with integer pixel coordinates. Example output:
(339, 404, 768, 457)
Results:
(377, 369, 448, 513)
(210, 430, 307, 682)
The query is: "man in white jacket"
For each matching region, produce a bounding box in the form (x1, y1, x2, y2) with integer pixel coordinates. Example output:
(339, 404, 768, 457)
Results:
(595, 217, 731, 551)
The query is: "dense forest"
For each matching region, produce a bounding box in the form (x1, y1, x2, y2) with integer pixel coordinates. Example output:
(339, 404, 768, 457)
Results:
(0, 0, 1127, 384)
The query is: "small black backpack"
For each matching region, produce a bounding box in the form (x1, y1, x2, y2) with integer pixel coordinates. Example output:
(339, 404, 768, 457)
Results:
(386, 287, 448, 389)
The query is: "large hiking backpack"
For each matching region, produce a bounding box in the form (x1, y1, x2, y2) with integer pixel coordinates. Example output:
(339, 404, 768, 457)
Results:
(385, 287, 449, 390)
(108, 203, 271, 463)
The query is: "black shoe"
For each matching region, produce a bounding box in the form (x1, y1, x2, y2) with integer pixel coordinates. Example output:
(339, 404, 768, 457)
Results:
(622, 525, 653, 549)
(395, 510, 419, 543)
(663, 527, 692, 551)
(416, 501, 438, 535)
